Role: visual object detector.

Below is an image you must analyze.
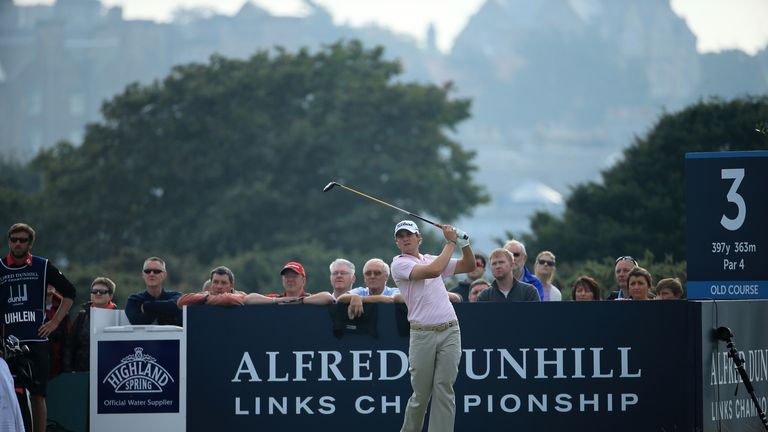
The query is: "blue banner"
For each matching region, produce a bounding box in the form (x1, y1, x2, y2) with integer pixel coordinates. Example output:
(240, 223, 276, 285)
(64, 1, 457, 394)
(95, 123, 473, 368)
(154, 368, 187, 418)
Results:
(686, 151, 768, 299)
(698, 300, 768, 432)
(186, 302, 694, 431)
(688, 281, 766, 300)
(97, 339, 180, 414)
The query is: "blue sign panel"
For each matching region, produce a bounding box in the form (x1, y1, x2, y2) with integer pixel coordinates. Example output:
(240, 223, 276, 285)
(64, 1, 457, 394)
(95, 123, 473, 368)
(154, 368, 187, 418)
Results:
(97, 339, 180, 414)
(686, 151, 768, 299)
(698, 300, 768, 432)
(187, 303, 693, 431)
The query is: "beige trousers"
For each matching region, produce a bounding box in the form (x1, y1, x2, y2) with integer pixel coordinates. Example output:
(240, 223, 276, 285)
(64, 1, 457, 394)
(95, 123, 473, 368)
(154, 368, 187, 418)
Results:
(400, 324, 462, 432)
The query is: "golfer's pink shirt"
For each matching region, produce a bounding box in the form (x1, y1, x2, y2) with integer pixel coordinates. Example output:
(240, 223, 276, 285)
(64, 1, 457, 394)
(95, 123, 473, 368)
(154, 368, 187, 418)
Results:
(391, 253, 458, 325)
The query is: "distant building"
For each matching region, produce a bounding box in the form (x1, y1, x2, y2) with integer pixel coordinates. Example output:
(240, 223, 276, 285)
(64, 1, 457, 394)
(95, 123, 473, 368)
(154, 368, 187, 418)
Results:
(1, 0, 765, 248)
(0, 0, 436, 159)
(0, 0, 412, 158)
(0, 0, 165, 156)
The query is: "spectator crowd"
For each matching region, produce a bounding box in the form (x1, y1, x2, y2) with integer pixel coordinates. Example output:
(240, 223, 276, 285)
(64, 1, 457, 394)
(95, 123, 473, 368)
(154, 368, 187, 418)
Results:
(0, 221, 686, 432)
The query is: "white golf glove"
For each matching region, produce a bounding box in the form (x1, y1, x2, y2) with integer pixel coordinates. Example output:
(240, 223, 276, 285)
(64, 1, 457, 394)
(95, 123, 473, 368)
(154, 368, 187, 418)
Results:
(454, 228, 470, 249)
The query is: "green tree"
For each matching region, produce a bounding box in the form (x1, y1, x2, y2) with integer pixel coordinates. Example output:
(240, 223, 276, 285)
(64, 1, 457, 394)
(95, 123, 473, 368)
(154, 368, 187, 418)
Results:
(0, 156, 38, 230)
(522, 96, 768, 264)
(30, 40, 487, 269)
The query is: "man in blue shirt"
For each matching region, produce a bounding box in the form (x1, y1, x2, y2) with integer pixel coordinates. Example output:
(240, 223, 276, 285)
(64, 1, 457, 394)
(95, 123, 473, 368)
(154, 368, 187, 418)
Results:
(125, 257, 182, 326)
(336, 258, 401, 319)
(504, 240, 544, 299)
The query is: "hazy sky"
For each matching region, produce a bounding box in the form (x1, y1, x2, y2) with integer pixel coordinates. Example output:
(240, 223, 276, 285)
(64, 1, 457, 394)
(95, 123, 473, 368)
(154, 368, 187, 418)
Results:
(15, 0, 768, 55)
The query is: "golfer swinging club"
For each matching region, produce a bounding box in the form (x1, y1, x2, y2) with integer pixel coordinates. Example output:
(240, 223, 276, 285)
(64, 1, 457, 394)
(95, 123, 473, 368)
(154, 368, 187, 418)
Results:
(390, 220, 476, 432)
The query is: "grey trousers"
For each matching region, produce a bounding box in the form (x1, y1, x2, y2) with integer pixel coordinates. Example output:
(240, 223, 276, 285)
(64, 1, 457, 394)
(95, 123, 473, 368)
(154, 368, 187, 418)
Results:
(400, 324, 462, 432)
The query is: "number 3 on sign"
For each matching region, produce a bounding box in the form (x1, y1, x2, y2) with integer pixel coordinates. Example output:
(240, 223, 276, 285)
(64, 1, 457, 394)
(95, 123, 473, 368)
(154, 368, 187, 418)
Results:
(720, 168, 746, 231)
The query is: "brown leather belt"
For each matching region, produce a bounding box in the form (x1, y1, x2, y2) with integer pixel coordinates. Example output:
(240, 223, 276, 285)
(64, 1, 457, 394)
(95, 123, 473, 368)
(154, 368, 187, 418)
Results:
(410, 319, 459, 332)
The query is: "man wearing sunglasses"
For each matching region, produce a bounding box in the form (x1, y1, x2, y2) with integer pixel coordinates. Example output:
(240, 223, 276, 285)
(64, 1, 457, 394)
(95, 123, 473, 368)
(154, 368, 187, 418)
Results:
(1, 223, 76, 432)
(336, 258, 402, 319)
(63, 277, 117, 372)
(503, 240, 544, 300)
(125, 257, 182, 326)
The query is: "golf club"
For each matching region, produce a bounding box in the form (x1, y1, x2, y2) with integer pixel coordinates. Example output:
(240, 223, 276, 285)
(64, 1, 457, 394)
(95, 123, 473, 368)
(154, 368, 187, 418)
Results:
(322, 181, 468, 239)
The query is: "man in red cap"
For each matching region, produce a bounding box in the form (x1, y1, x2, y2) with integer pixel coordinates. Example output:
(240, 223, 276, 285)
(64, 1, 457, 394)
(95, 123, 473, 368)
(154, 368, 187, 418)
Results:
(245, 262, 333, 305)
(279, 262, 307, 297)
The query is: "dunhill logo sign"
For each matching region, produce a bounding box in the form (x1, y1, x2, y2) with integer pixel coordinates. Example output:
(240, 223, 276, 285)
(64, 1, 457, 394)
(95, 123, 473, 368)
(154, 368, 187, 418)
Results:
(7, 284, 28, 304)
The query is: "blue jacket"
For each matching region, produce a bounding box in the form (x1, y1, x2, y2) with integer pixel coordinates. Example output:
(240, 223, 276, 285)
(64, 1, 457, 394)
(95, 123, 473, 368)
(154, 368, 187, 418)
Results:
(521, 267, 544, 300)
(125, 289, 182, 326)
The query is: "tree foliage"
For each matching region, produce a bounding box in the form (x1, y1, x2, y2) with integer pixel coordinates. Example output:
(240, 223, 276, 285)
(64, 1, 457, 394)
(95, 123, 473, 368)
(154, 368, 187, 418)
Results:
(0, 156, 38, 230)
(522, 96, 768, 264)
(22, 40, 487, 293)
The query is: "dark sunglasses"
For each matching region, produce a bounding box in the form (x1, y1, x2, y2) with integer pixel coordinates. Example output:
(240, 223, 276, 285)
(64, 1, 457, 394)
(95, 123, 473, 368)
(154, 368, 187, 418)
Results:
(511, 252, 521, 257)
(615, 256, 638, 265)
(9, 236, 30, 244)
(91, 289, 111, 295)
(143, 269, 164, 274)
(364, 270, 383, 277)
(537, 259, 556, 267)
